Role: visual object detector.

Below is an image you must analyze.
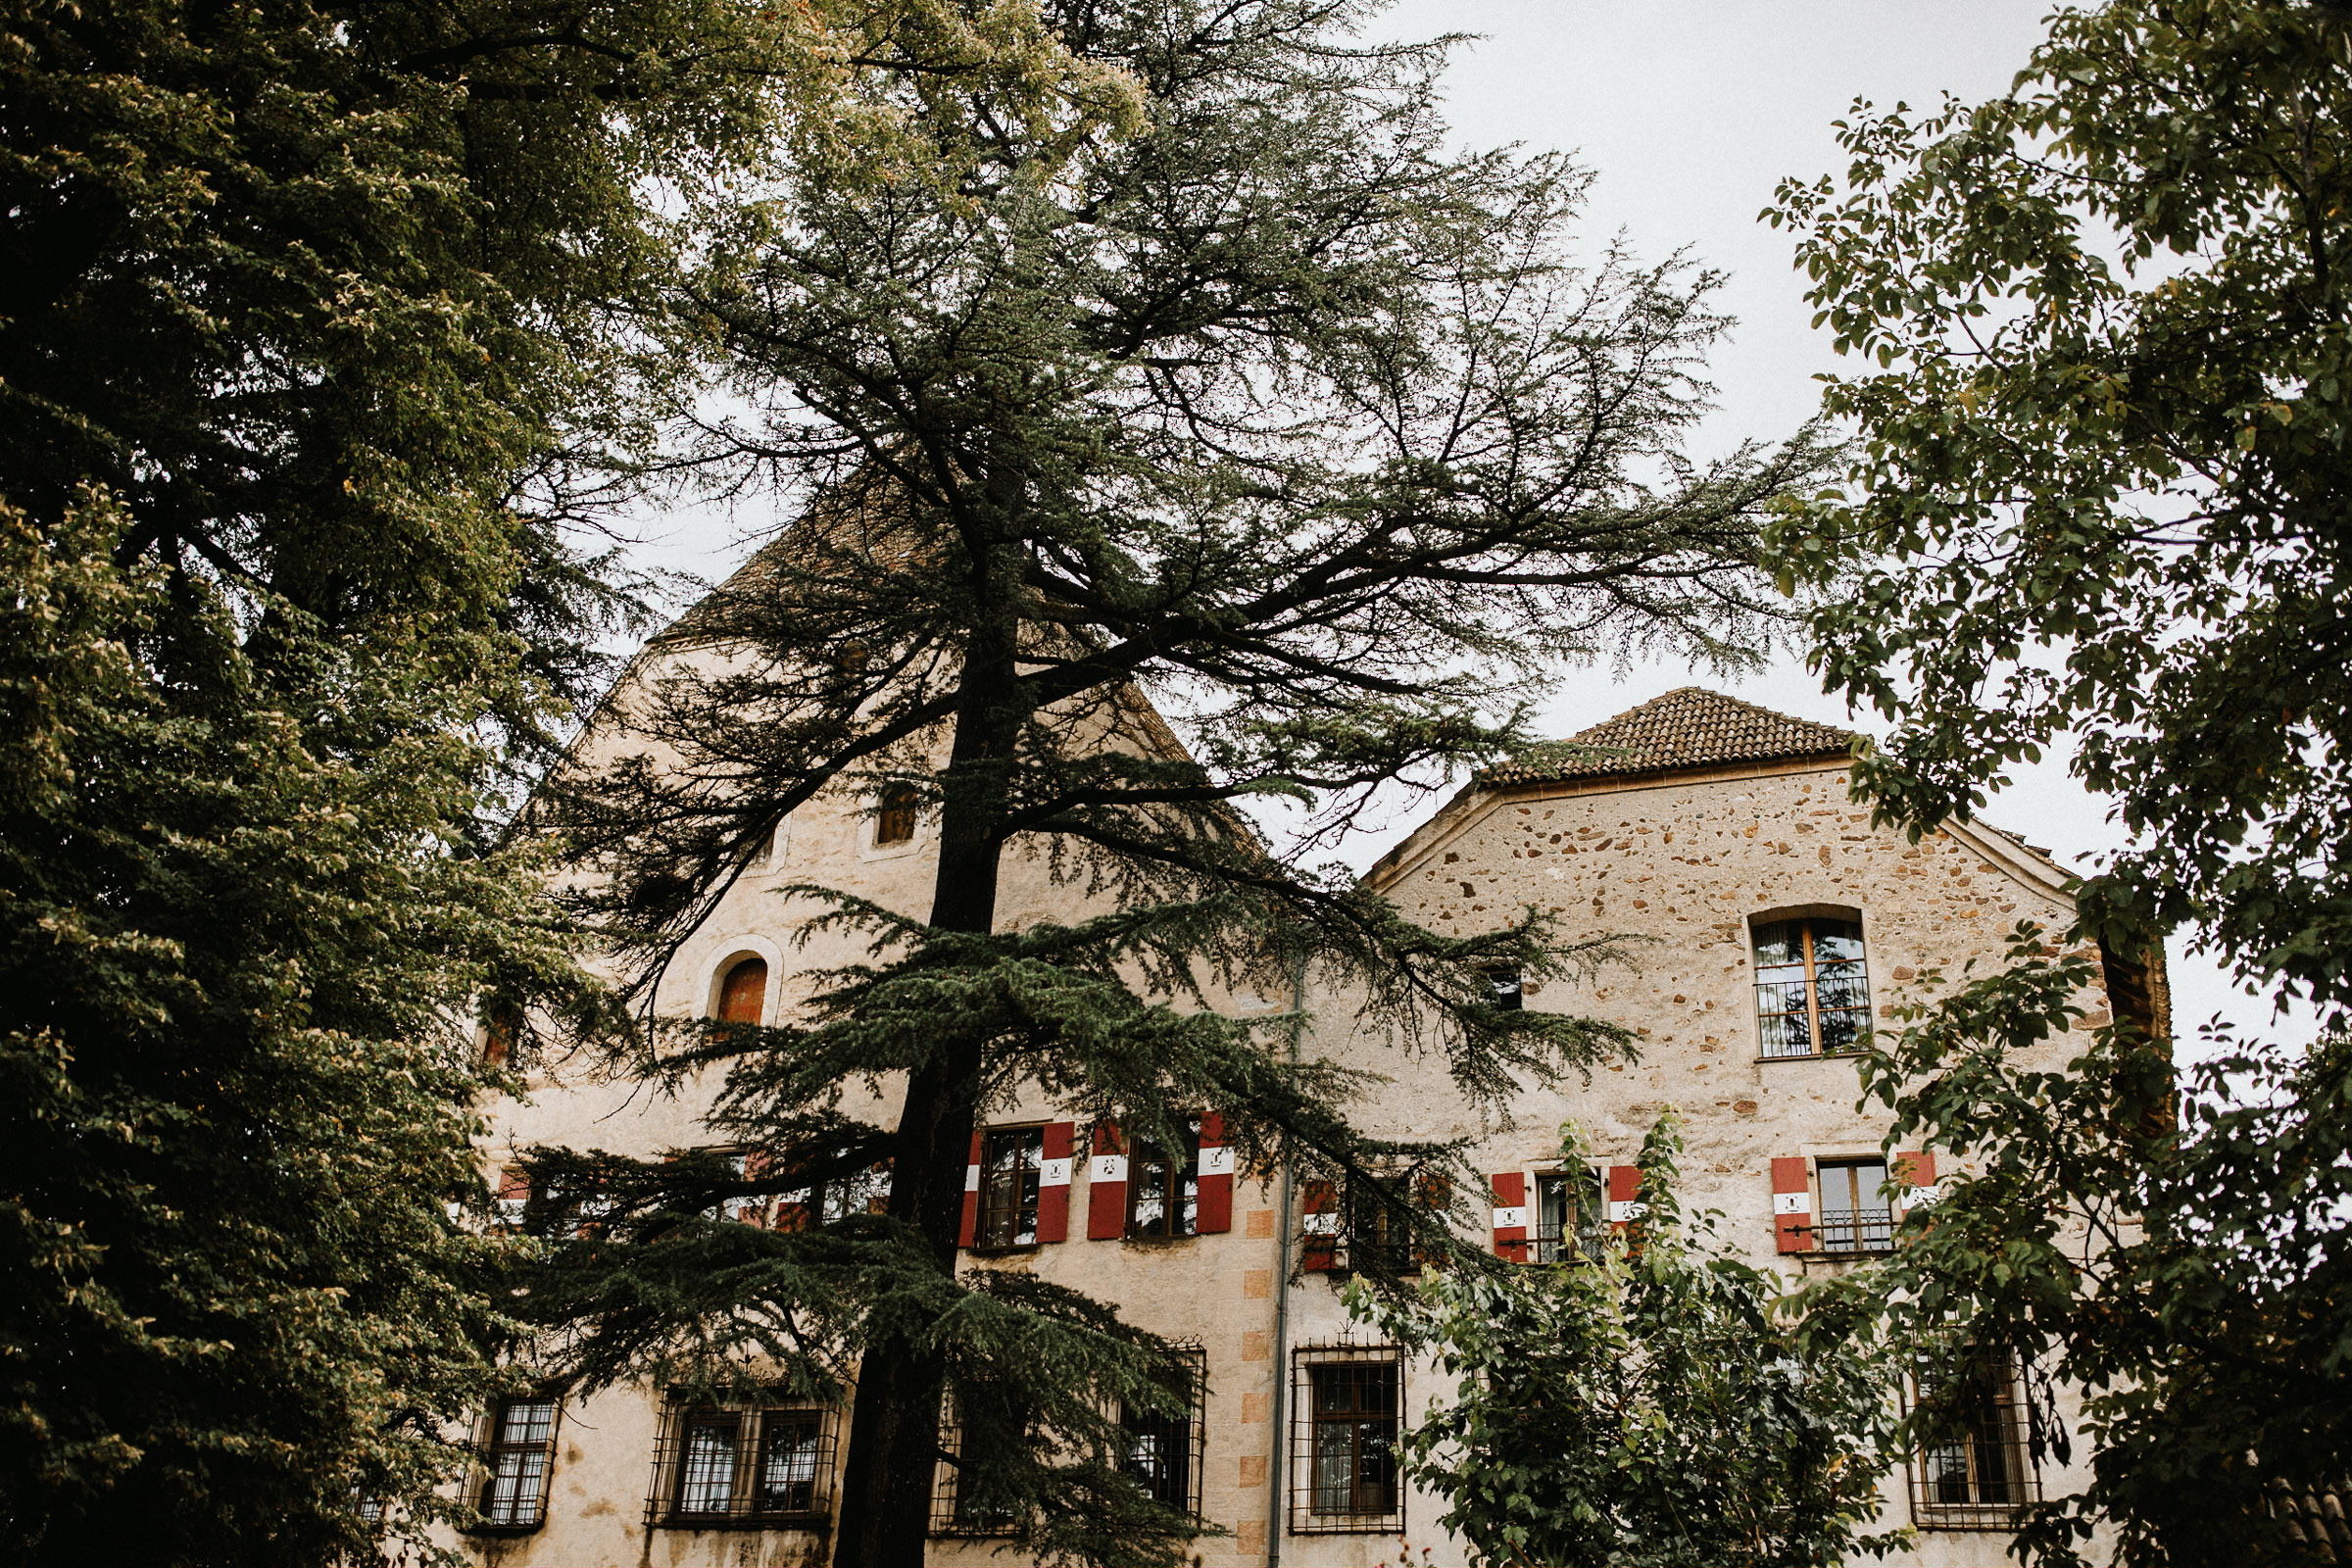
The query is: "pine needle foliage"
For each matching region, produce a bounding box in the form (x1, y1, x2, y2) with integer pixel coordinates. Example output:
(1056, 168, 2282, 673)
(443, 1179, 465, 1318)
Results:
(529, 3, 1837, 1564)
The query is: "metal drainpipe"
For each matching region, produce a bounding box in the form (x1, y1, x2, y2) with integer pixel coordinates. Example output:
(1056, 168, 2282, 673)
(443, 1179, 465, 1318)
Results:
(1263, 952, 1307, 1568)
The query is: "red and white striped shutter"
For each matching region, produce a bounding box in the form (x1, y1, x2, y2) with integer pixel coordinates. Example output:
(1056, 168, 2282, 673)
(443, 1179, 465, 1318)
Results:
(1300, 1179, 1340, 1271)
(957, 1131, 984, 1249)
(1893, 1149, 1936, 1221)
(1605, 1164, 1643, 1236)
(1197, 1113, 1234, 1233)
(1086, 1124, 1127, 1239)
(1490, 1172, 1528, 1261)
(1771, 1155, 1814, 1253)
(1037, 1122, 1074, 1242)
(496, 1166, 529, 1224)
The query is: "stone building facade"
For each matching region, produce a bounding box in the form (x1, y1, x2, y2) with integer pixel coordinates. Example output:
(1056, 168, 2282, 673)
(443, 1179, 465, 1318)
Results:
(457, 687, 2153, 1568)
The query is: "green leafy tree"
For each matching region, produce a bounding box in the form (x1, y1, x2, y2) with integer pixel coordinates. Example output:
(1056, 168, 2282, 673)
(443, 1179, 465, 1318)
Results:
(1764, 3, 2352, 1561)
(1356, 1114, 1902, 1568)
(527, 3, 1836, 1565)
(0, 2, 1124, 1563)
(1794, 930, 2352, 1568)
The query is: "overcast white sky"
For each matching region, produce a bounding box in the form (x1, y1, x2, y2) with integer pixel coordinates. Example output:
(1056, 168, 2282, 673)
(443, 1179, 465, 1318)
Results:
(633, 1, 2311, 1051)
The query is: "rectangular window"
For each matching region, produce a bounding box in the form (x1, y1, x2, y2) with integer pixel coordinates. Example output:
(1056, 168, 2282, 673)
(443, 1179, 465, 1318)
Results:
(1908, 1351, 2040, 1529)
(473, 1397, 558, 1532)
(1532, 1170, 1605, 1263)
(1119, 1346, 1206, 1518)
(648, 1401, 833, 1527)
(930, 1392, 1027, 1537)
(1289, 1346, 1403, 1535)
(1817, 1158, 1894, 1253)
(817, 1161, 893, 1223)
(977, 1127, 1043, 1250)
(1485, 966, 1524, 1010)
(1126, 1117, 1201, 1240)
(1752, 916, 1872, 1057)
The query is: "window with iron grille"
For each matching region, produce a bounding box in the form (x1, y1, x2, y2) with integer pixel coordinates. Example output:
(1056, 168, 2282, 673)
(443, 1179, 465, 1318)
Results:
(1752, 915, 1871, 1057)
(1119, 1345, 1206, 1519)
(1127, 1117, 1200, 1240)
(646, 1397, 835, 1529)
(1484, 965, 1523, 1010)
(1531, 1169, 1605, 1264)
(469, 1396, 558, 1533)
(975, 1126, 1043, 1250)
(1817, 1158, 1895, 1254)
(1907, 1351, 2041, 1530)
(1289, 1344, 1403, 1535)
(929, 1393, 1026, 1537)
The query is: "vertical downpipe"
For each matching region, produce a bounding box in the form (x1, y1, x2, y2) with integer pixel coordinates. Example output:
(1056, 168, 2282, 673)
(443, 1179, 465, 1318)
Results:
(1264, 953, 1307, 1568)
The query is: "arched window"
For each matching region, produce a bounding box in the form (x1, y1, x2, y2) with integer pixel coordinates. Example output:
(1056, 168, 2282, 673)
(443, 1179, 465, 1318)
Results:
(1752, 914, 1870, 1057)
(717, 956, 768, 1025)
(874, 784, 919, 846)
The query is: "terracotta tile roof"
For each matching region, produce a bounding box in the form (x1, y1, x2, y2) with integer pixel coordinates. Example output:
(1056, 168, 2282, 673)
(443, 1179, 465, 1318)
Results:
(2267, 1479, 2352, 1564)
(1479, 687, 1854, 786)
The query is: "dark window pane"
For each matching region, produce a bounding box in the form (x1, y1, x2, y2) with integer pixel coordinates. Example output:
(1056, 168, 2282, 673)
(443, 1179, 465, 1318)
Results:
(758, 1415, 821, 1513)
(978, 1129, 1042, 1248)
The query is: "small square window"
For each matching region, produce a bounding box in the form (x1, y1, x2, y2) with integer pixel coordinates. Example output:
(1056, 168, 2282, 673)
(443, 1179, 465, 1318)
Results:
(875, 785, 919, 846)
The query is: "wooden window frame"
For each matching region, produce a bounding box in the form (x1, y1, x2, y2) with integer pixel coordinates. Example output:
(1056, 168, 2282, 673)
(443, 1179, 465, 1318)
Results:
(1289, 1344, 1404, 1536)
(1751, 915, 1872, 1059)
(467, 1396, 560, 1534)
(974, 1125, 1044, 1251)
(1125, 1117, 1201, 1241)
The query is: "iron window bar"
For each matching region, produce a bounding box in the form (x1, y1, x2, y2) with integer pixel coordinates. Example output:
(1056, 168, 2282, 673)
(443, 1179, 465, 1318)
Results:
(1288, 1342, 1405, 1537)
(1119, 1343, 1208, 1520)
(1815, 1158, 1897, 1255)
(645, 1396, 837, 1530)
(1904, 1351, 2043, 1530)
(929, 1392, 1024, 1538)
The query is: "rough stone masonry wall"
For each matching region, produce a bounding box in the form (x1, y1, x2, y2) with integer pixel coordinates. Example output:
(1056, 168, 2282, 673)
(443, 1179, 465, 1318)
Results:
(1268, 758, 2114, 1568)
(464, 721, 2124, 1568)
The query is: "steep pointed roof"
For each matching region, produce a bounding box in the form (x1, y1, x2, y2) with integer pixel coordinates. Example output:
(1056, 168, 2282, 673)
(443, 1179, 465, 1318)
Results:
(1481, 687, 1855, 786)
